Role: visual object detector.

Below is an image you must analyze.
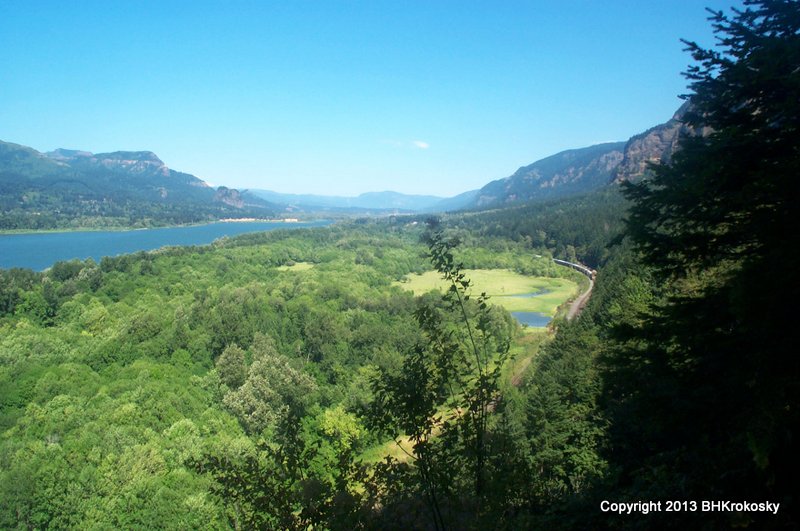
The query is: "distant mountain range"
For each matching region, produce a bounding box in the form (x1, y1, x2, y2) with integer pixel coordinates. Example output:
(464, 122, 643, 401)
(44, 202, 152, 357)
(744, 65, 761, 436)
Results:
(0, 103, 691, 229)
(251, 189, 479, 213)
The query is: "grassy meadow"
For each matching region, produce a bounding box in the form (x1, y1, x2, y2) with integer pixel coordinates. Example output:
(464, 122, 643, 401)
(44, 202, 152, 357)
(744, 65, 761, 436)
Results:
(397, 269, 579, 316)
(276, 261, 315, 272)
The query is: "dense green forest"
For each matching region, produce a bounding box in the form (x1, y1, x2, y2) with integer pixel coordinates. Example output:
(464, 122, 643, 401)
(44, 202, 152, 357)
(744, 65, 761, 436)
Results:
(446, 186, 628, 268)
(0, 221, 581, 529)
(1, 1, 797, 528)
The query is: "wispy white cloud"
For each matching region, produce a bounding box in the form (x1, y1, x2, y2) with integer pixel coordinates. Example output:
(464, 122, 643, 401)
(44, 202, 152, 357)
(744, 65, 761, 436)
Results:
(380, 139, 431, 149)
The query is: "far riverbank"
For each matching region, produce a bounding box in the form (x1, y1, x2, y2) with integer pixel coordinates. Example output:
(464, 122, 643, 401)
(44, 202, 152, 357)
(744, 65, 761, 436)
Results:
(0, 217, 312, 236)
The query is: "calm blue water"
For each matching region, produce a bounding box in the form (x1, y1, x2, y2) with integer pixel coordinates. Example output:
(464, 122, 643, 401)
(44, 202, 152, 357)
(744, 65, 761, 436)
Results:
(507, 289, 552, 327)
(511, 311, 552, 328)
(0, 221, 330, 271)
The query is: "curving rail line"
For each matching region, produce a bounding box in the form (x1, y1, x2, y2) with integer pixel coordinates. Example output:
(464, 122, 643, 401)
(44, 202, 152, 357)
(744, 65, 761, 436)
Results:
(553, 258, 596, 280)
(553, 258, 595, 320)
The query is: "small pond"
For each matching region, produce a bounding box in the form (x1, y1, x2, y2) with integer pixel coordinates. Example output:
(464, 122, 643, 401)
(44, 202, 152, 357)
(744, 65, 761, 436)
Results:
(511, 312, 552, 328)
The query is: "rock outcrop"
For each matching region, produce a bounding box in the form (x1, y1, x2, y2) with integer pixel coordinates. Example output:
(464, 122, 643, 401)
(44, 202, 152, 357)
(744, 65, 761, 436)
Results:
(612, 102, 692, 183)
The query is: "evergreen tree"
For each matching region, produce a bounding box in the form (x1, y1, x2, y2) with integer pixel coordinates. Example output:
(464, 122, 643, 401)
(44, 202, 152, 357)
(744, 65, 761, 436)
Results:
(610, 1, 799, 526)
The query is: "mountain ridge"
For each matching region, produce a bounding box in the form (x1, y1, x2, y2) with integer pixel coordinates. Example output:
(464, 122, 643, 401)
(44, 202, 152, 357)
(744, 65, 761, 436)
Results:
(0, 140, 275, 230)
(466, 103, 692, 209)
(472, 141, 626, 208)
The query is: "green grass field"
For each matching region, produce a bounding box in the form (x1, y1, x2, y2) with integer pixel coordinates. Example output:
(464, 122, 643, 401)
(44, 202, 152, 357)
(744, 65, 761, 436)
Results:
(276, 261, 315, 272)
(397, 269, 578, 316)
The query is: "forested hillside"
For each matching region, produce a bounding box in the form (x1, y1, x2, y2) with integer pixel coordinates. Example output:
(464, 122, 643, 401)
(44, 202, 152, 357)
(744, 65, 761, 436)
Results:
(473, 142, 625, 208)
(449, 187, 628, 268)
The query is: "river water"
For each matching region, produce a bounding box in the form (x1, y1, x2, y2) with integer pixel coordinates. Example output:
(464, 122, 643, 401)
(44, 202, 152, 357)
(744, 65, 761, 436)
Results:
(0, 221, 330, 271)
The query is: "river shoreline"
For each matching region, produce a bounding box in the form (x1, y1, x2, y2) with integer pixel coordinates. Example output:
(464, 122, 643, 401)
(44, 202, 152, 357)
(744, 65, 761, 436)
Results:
(0, 218, 310, 236)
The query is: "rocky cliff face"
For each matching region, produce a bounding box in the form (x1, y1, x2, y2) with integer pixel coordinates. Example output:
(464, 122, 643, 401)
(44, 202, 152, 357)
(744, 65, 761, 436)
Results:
(612, 102, 692, 183)
(214, 186, 245, 208)
(92, 151, 172, 178)
(47, 149, 174, 179)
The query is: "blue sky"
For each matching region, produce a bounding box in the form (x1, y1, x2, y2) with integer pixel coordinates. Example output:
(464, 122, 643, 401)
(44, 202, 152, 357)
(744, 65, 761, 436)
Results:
(1, 1, 740, 197)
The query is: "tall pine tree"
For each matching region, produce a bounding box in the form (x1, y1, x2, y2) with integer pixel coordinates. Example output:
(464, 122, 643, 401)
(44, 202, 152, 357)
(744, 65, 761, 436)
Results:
(607, 0, 799, 526)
